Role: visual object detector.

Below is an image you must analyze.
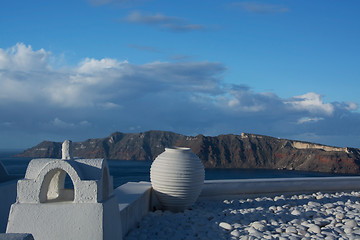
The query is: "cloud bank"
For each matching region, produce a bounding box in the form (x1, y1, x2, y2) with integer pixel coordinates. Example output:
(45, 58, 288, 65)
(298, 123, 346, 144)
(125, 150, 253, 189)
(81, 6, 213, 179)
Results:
(232, 2, 290, 14)
(123, 11, 207, 32)
(1, 43, 359, 148)
(87, 0, 146, 7)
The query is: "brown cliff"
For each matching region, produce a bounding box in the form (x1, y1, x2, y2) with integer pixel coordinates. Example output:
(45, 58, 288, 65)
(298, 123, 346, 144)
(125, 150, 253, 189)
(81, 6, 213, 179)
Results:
(16, 130, 360, 174)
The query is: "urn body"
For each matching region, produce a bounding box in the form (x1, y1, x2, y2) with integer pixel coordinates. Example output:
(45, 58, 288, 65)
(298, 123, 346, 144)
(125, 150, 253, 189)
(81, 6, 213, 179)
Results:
(150, 147, 205, 212)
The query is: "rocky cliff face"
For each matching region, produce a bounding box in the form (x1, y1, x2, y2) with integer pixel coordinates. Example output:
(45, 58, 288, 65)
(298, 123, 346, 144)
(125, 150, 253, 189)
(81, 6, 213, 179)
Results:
(17, 130, 360, 174)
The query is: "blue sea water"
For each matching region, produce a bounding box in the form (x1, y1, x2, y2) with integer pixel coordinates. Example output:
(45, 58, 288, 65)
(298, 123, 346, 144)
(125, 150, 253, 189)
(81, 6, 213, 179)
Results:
(0, 150, 351, 188)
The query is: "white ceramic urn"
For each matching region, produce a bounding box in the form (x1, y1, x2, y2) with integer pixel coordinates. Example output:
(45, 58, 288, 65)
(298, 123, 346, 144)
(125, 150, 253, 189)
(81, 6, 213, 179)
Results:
(150, 147, 205, 212)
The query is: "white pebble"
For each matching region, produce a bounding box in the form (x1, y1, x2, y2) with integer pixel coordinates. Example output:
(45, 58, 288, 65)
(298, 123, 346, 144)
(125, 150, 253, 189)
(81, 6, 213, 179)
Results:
(336, 213, 345, 220)
(324, 203, 335, 209)
(250, 230, 263, 238)
(325, 236, 336, 240)
(316, 195, 324, 200)
(291, 209, 301, 216)
(297, 228, 307, 236)
(269, 206, 277, 212)
(233, 223, 242, 229)
(308, 224, 321, 234)
(344, 227, 353, 234)
(308, 201, 321, 207)
(219, 222, 233, 231)
(344, 219, 357, 228)
(251, 221, 266, 231)
(285, 226, 297, 234)
(270, 220, 278, 226)
(230, 230, 240, 237)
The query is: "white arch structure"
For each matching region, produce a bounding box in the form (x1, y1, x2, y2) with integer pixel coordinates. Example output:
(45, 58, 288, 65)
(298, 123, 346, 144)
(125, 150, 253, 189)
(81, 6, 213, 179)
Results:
(16, 158, 113, 204)
(7, 155, 122, 240)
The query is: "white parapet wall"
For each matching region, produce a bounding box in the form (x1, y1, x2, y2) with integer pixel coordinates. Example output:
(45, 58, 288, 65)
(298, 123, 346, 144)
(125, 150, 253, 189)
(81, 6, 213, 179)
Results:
(200, 176, 360, 200)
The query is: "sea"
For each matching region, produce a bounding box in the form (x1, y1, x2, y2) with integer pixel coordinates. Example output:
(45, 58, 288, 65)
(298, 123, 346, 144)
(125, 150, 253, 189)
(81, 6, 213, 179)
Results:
(0, 150, 354, 188)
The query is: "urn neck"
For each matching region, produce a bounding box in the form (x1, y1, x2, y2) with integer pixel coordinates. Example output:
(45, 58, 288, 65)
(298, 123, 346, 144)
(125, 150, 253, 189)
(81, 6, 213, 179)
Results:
(165, 147, 191, 152)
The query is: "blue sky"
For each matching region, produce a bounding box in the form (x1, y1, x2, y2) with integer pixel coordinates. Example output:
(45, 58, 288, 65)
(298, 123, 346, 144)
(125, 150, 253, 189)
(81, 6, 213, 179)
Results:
(1, 0, 360, 149)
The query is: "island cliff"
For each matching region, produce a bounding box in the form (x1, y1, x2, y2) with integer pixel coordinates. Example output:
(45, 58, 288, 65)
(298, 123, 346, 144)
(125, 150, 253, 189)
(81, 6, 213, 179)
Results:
(17, 130, 360, 174)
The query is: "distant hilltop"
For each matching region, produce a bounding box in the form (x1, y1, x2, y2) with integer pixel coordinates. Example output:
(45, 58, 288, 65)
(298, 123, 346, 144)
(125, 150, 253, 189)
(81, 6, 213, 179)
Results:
(17, 130, 360, 174)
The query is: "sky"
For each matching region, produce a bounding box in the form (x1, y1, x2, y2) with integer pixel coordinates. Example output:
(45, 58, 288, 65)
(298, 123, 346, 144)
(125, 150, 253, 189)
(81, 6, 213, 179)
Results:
(1, 0, 360, 149)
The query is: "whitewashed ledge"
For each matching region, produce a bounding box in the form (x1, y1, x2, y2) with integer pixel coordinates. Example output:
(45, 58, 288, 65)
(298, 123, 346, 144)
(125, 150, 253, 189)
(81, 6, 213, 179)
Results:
(200, 176, 360, 200)
(116, 176, 360, 238)
(114, 182, 154, 238)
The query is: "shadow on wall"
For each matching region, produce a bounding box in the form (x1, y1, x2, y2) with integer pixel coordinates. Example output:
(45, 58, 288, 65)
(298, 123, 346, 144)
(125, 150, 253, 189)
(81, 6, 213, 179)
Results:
(0, 161, 18, 233)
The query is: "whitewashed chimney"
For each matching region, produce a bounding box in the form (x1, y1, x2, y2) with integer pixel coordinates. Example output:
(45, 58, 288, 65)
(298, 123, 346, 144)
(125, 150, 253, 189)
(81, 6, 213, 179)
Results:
(62, 140, 73, 160)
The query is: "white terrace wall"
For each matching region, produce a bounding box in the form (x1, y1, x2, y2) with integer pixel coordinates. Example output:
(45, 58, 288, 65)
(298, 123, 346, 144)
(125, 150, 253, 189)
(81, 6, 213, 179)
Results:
(116, 176, 360, 238)
(3, 174, 360, 238)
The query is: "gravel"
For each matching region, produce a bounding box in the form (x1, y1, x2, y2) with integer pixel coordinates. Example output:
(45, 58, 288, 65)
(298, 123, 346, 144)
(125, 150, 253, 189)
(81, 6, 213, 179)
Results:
(125, 191, 360, 240)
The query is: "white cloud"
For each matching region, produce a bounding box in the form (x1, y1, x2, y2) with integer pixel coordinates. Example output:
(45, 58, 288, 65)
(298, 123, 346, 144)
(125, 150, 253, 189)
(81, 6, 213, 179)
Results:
(0, 43, 53, 104)
(129, 125, 141, 131)
(127, 44, 159, 53)
(98, 102, 122, 109)
(285, 92, 334, 115)
(222, 85, 281, 113)
(44, 59, 224, 107)
(47, 118, 91, 129)
(1, 122, 13, 127)
(51, 118, 76, 128)
(345, 102, 358, 111)
(87, 0, 112, 5)
(123, 11, 207, 32)
(0, 75, 34, 103)
(77, 58, 126, 74)
(297, 117, 324, 124)
(0, 43, 50, 71)
(79, 120, 91, 127)
(87, 0, 146, 7)
(162, 24, 206, 32)
(232, 2, 290, 14)
(1, 43, 360, 148)
(0, 43, 226, 108)
(124, 11, 181, 24)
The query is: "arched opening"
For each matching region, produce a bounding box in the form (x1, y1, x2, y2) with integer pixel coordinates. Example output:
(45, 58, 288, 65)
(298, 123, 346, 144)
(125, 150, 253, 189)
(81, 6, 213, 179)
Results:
(39, 168, 75, 203)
